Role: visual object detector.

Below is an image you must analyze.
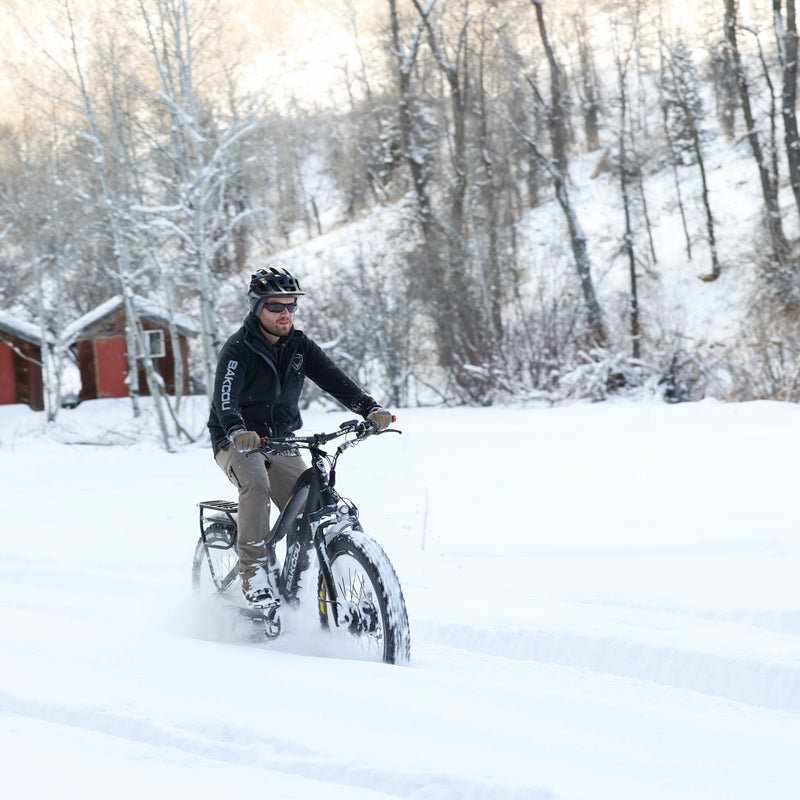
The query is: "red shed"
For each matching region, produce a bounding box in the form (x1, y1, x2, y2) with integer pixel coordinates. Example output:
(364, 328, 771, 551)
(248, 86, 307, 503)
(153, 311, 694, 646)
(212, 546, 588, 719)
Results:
(0, 310, 52, 411)
(62, 295, 200, 400)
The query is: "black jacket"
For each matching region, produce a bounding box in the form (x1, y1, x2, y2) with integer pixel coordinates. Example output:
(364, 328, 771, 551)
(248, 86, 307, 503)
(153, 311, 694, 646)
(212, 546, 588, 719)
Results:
(208, 314, 378, 453)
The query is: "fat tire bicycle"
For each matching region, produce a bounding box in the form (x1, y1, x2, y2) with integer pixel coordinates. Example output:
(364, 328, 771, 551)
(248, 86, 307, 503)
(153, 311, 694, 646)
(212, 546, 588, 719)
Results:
(192, 419, 411, 665)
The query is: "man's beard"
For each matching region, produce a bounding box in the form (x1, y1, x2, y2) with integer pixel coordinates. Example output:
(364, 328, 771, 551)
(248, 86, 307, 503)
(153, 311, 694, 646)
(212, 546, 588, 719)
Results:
(258, 316, 292, 340)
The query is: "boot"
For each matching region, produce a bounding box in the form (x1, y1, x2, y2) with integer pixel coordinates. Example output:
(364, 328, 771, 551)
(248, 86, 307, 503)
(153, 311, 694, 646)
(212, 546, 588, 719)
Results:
(242, 566, 280, 607)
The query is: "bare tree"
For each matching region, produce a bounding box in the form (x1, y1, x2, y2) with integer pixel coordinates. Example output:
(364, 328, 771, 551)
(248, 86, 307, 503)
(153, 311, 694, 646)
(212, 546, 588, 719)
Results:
(411, 0, 504, 346)
(773, 0, 800, 222)
(724, 0, 791, 269)
(521, 0, 606, 346)
(709, 40, 739, 141)
(388, 0, 434, 235)
(612, 21, 641, 359)
(658, 33, 694, 263)
(573, 9, 602, 152)
(387, 0, 497, 402)
(411, 0, 470, 238)
(663, 39, 721, 280)
(134, 0, 264, 398)
(59, 1, 174, 448)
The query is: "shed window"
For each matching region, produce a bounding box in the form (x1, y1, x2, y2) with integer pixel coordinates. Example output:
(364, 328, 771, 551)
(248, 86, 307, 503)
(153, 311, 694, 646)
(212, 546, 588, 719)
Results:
(141, 329, 166, 359)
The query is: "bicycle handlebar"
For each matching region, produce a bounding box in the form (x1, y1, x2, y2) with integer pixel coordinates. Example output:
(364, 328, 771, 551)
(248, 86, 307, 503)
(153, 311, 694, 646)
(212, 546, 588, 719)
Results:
(257, 416, 399, 454)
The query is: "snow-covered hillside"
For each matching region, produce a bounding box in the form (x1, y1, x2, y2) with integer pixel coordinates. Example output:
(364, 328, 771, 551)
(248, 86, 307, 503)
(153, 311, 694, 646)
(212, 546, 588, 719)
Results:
(1, 398, 798, 799)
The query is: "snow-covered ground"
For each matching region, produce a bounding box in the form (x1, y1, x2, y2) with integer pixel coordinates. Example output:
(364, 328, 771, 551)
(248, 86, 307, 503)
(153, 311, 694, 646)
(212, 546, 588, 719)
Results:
(1, 397, 799, 799)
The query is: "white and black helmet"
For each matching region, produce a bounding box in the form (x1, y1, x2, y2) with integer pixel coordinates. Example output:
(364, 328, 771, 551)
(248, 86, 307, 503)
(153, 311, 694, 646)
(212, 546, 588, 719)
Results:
(248, 267, 305, 315)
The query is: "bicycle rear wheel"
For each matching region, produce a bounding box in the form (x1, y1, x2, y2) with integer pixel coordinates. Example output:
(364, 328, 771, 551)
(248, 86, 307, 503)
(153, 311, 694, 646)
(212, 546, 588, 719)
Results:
(192, 523, 240, 599)
(318, 527, 411, 665)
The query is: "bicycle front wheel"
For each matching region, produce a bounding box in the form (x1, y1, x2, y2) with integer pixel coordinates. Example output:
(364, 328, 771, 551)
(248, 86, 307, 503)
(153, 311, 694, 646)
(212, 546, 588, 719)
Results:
(318, 527, 411, 665)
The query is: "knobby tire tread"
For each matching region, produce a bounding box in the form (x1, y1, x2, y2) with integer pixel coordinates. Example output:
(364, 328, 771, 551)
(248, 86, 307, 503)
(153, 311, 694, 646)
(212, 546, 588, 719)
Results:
(321, 528, 411, 665)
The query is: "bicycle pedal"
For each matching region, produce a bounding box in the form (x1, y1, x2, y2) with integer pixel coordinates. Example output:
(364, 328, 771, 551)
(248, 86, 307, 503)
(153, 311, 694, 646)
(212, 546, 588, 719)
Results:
(238, 604, 282, 638)
(262, 605, 282, 639)
(260, 601, 281, 617)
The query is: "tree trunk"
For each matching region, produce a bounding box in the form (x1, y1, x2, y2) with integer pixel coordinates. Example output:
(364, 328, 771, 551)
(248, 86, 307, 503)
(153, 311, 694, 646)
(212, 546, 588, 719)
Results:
(774, 0, 800, 221)
(532, 0, 606, 345)
(388, 0, 434, 239)
(663, 39, 720, 279)
(724, 0, 791, 267)
(691, 120, 721, 281)
(660, 105, 693, 261)
(616, 49, 640, 359)
(575, 13, 602, 151)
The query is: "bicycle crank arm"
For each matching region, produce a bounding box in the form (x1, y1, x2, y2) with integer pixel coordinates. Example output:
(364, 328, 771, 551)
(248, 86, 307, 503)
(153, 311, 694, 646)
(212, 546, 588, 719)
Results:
(236, 603, 282, 640)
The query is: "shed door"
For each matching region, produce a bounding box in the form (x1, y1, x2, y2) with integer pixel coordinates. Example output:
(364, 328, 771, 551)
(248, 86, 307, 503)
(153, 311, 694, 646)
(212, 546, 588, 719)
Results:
(0, 342, 15, 404)
(94, 336, 128, 398)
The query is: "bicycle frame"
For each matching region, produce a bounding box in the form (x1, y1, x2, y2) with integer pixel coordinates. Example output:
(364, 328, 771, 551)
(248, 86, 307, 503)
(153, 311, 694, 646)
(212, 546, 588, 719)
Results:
(198, 420, 391, 630)
(269, 425, 374, 627)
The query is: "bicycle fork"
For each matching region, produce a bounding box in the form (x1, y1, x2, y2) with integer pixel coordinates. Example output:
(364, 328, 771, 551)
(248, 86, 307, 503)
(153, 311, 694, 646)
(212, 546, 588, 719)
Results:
(312, 504, 360, 630)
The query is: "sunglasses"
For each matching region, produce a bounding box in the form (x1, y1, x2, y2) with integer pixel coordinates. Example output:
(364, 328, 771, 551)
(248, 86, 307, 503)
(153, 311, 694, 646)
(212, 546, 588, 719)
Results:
(262, 301, 298, 314)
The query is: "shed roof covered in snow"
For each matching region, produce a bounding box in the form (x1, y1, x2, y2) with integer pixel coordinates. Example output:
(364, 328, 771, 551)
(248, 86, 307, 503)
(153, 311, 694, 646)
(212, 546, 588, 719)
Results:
(61, 295, 200, 344)
(0, 310, 56, 346)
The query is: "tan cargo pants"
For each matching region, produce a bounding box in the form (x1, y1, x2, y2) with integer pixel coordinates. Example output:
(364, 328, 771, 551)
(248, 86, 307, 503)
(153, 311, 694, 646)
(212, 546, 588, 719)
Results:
(214, 445, 307, 585)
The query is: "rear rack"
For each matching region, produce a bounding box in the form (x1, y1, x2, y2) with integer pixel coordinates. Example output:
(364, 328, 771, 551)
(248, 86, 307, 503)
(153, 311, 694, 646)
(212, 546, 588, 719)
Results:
(199, 499, 239, 514)
(198, 499, 238, 548)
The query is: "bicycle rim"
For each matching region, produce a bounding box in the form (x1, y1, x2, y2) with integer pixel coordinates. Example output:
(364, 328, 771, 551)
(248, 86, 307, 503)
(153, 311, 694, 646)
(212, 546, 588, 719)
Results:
(192, 526, 240, 599)
(318, 528, 411, 665)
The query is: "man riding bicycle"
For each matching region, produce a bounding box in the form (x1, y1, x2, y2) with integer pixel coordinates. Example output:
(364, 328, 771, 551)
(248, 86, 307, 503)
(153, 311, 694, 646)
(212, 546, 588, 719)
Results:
(207, 266, 393, 606)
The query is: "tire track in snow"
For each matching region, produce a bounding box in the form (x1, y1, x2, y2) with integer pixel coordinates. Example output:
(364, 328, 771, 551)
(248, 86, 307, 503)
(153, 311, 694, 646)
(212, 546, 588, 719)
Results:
(416, 620, 800, 714)
(0, 690, 552, 800)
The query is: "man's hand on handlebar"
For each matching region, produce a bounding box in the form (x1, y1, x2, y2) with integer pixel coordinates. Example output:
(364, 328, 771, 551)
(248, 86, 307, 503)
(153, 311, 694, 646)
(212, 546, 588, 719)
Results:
(230, 429, 261, 452)
(367, 407, 395, 432)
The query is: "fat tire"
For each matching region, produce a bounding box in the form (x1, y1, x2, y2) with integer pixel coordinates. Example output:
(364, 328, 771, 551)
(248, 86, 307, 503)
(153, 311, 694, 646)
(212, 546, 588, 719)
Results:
(192, 523, 239, 597)
(319, 528, 411, 665)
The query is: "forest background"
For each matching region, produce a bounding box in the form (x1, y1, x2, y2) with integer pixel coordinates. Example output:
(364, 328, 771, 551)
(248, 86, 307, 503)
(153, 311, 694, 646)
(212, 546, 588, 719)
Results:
(3, 0, 800, 449)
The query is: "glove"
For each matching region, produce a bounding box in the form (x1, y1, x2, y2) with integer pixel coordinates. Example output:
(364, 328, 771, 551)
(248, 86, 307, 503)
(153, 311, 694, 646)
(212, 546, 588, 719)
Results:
(367, 407, 394, 432)
(230, 429, 261, 452)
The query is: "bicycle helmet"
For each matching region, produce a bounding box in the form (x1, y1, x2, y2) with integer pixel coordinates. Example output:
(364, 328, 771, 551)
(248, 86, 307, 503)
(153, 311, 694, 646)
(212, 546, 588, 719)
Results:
(248, 266, 305, 315)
